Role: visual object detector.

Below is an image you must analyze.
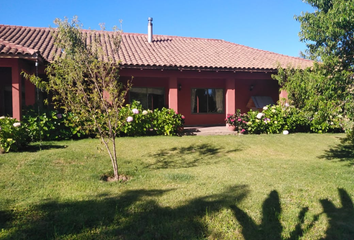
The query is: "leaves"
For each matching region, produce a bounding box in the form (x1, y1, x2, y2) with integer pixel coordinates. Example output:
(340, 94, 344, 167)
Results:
(27, 17, 132, 179)
(297, 0, 354, 72)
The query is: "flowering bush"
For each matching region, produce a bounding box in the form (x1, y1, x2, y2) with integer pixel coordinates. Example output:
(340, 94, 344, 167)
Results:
(119, 101, 185, 136)
(22, 108, 88, 141)
(225, 109, 248, 134)
(246, 103, 344, 134)
(0, 116, 29, 153)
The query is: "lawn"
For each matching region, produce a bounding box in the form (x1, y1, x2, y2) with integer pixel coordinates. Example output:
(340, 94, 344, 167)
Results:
(0, 134, 353, 239)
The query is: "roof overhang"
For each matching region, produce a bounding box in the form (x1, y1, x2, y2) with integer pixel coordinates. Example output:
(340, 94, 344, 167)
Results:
(119, 64, 278, 73)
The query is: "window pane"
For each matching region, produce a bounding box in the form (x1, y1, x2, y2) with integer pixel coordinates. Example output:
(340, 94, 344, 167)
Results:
(147, 88, 165, 109)
(130, 87, 165, 110)
(130, 88, 148, 109)
(192, 89, 208, 113)
(192, 88, 224, 114)
(215, 89, 224, 113)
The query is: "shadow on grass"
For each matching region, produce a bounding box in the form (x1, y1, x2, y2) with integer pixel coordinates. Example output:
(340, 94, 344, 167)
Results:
(22, 143, 68, 152)
(318, 139, 354, 166)
(0, 185, 249, 240)
(146, 143, 242, 169)
(231, 188, 354, 240)
(320, 188, 354, 240)
(231, 190, 319, 240)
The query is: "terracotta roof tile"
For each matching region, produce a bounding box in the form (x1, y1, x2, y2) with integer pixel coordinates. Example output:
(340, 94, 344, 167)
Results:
(0, 24, 313, 70)
(0, 39, 38, 57)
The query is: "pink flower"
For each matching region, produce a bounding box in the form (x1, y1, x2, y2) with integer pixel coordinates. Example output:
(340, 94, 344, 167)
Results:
(126, 116, 133, 122)
(132, 108, 139, 114)
(241, 129, 245, 133)
(238, 118, 242, 122)
(231, 119, 235, 122)
(181, 115, 185, 119)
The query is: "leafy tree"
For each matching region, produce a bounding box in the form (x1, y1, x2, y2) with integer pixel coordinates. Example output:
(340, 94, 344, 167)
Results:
(27, 17, 132, 181)
(272, 0, 354, 133)
(296, 0, 354, 71)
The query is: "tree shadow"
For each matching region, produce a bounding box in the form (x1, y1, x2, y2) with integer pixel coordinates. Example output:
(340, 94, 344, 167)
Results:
(320, 188, 354, 240)
(318, 140, 354, 166)
(1, 185, 249, 240)
(146, 143, 242, 169)
(231, 190, 319, 240)
(21, 143, 68, 152)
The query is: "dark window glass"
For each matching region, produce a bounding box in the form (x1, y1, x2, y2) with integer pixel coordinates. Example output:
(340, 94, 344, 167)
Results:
(130, 88, 165, 110)
(191, 88, 224, 114)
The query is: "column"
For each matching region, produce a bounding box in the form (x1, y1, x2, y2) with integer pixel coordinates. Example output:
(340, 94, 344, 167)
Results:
(225, 78, 235, 121)
(11, 61, 21, 120)
(168, 76, 178, 112)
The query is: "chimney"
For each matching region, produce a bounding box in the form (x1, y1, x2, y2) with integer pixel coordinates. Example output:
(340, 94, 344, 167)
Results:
(148, 17, 153, 43)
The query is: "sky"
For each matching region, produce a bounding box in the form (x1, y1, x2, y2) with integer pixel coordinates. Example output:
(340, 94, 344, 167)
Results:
(1, 0, 315, 57)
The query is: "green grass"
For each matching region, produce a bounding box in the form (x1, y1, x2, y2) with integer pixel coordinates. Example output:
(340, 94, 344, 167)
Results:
(0, 134, 353, 239)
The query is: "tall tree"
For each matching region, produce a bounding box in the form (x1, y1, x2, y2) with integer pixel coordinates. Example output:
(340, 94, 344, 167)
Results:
(28, 17, 132, 180)
(296, 0, 354, 71)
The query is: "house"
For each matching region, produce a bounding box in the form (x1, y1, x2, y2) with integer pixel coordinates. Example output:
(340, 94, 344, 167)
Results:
(0, 19, 313, 126)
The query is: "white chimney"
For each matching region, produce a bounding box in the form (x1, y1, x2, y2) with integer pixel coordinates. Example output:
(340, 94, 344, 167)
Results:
(148, 17, 153, 43)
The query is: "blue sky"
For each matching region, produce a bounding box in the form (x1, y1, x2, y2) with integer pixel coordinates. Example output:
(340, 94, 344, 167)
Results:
(1, 0, 314, 57)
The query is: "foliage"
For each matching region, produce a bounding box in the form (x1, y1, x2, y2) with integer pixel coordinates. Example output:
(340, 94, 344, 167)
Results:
(270, 0, 354, 137)
(0, 116, 28, 153)
(25, 17, 132, 180)
(273, 63, 354, 122)
(119, 101, 185, 136)
(296, 0, 354, 72)
(225, 109, 248, 134)
(246, 104, 344, 134)
(22, 107, 88, 141)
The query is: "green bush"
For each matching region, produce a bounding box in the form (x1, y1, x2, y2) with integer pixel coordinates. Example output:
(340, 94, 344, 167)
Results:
(0, 116, 29, 153)
(120, 102, 184, 136)
(246, 104, 344, 134)
(22, 108, 88, 141)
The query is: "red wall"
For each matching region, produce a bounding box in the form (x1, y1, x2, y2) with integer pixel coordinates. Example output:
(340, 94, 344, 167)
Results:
(120, 69, 280, 126)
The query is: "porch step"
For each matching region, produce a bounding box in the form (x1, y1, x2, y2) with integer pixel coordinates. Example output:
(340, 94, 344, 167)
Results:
(183, 126, 238, 136)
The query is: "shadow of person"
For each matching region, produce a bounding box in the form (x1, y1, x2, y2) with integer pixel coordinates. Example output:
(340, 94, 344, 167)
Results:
(231, 190, 282, 240)
(320, 188, 354, 240)
(231, 190, 318, 240)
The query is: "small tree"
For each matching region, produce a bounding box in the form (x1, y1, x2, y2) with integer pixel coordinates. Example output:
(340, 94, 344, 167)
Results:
(28, 17, 132, 180)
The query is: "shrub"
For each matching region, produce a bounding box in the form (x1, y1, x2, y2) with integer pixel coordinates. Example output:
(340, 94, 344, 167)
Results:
(225, 109, 248, 134)
(0, 116, 28, 153)
(22, 107, 88, 141)
(246, 103, 344, 134)
(120, 102, 184, 136)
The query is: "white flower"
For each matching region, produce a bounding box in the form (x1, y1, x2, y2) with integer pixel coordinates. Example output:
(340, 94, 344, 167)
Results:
(142, 110, 148, 115)
(126, 116, 133, 122)
(0, 116, 5, 119)
(132, 109, 139, 114)
(256, 113, 264, 119)
(285, 103, 290, 107)
(283, 130, 289, 135)
(263, 106, 268, 110)
(13, 122, 21, 127)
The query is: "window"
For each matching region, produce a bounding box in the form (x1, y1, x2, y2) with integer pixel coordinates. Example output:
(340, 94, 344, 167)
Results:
(191, 88, 224, 113)
(130, 87, 165, 110)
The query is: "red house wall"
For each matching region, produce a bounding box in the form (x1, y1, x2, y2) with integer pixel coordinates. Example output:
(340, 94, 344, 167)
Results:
(120, 69, 280, 126)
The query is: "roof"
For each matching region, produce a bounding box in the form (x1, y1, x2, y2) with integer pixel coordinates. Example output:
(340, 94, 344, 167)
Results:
(0, 24, 313, 71)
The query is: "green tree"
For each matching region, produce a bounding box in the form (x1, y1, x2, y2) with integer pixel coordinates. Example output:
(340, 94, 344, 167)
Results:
(27, 17, 132, 180)
(296, 0, 354, 71)
(272, 0, 354, 133)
